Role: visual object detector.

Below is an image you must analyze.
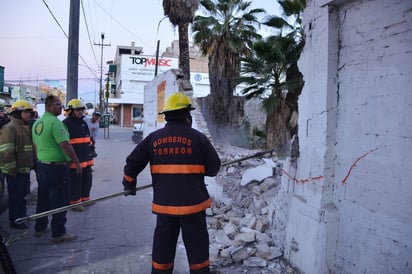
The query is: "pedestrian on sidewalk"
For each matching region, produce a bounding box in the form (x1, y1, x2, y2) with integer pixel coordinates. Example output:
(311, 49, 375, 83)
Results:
(63, 99, 94, 212)
(32, 95, 81, 243)
(0, 100, 35, 229)
(122, 92, 221, 274)
(85, 111, 100, 158)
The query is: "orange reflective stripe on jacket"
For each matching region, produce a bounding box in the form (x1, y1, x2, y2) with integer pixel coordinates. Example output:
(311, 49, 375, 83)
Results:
(152, 198, 211, 215)
(150, 164, 205, 174)
(123, 174, 136, 183)
(70, 137, 91, 144)
(69, 160, 93, 169)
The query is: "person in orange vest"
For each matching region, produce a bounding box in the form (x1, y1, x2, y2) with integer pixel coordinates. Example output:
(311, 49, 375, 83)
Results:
(63, 99, 94, 212)
(122, 92, 221, 274)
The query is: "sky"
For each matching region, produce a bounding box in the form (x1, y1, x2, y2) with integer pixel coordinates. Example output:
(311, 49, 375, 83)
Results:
(0, 0, 280, 105)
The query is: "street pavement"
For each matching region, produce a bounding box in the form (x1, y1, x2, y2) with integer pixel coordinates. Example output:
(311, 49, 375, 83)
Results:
(0, 126, 190, 274)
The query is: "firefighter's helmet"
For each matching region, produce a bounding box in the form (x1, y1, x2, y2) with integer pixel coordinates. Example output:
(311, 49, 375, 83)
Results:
(11, 100, 34, 112)
(161, 92, 195, 114)
(65, 99, 85, 111)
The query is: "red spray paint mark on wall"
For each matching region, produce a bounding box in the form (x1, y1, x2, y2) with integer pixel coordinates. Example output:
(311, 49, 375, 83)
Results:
(281, 146, 380, 186)
(282, 169, 324, 184)
(341, 147, 380, 185)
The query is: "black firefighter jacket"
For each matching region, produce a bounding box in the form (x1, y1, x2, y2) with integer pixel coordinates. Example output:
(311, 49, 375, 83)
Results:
(123, 120, 221, 216)
(63, 115, 94, 169)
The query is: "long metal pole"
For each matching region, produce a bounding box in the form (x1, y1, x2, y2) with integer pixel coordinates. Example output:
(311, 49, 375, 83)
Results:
(220, 149, 274, 167)
(16, 150, 275, 225)
(15, 184, 152, 224)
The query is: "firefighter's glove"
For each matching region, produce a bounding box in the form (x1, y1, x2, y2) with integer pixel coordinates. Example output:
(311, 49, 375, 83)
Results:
(123, 180, 136, 196)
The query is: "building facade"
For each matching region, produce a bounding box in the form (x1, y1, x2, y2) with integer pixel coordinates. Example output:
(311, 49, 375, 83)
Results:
(279, 1, 412, 273)
(107, 41, 210, 128)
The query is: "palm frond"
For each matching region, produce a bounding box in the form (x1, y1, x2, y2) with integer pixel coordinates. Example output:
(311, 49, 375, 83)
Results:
(263, 16, 291, 29)
(262, 94, 280, 114)
(279, 0, 306, 17)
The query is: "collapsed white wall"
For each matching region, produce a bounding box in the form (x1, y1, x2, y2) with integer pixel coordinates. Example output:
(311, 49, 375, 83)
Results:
(282, 0, 412, 273)
(143, 69, 204, 137)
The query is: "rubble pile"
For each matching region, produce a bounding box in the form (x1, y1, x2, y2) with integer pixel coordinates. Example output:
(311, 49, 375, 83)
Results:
(207, 147, 295, 273)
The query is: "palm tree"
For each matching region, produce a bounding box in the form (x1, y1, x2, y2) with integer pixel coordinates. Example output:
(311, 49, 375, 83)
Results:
(238, 35, 303, 154)
(237, 0, 305, 155)
(163, 0, 200, 86)
(192, 0, 264, 137)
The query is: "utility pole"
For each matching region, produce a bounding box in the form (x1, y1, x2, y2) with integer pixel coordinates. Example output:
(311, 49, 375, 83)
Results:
(94, 33, 110, 114)
(66, 0, 80, 102)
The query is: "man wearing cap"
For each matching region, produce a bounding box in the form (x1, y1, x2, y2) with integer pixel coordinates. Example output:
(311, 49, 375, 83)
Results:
(0, 100, 35, 229)
(122, 92, 221, 274)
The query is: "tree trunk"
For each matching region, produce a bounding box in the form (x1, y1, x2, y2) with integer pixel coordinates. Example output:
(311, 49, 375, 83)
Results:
(206, 42, 239, 135)
(265, 102, 291, 157)
(178, 23, 190, 82)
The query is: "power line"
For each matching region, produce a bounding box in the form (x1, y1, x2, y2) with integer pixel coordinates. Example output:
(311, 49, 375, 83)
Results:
(41, 0, 68, 38)
(5, 78, 97, 83)
(41, 0, 98, 82)
(90, 0, 152, 47)
(81, 0, 99, 68)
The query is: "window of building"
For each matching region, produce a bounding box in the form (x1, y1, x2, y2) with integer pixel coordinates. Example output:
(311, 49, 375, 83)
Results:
(133, 106, 144, 121)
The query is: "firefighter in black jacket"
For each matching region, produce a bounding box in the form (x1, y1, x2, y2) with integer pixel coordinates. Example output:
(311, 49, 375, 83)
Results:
(63, 99, 94, 212)
(123, 92, 221, 274)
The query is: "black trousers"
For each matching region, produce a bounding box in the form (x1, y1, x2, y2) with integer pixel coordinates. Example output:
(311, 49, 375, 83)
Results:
(151, 211, 210, 274)
(69, 166, 92, 203)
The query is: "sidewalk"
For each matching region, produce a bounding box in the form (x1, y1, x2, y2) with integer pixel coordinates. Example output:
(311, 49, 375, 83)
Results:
(0, 126, 190, 274)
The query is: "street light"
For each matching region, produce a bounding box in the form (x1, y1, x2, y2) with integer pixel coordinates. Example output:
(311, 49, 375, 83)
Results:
(155, 17, 168, 77)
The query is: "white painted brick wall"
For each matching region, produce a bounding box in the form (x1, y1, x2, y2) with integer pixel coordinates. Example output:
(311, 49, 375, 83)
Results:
(283, 0, 412, 273)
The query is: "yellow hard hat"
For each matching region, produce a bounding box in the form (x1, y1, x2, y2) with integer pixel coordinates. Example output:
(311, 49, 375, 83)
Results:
(161, 92, 195, 114)
(11, 100, 34, 112)
(65, 99, 85, 111)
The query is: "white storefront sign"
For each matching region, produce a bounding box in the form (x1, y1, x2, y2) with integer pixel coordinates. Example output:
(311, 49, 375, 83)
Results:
(120, 55, 178, 81)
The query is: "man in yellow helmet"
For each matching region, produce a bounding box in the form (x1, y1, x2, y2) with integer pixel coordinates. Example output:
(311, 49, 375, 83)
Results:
(0, 100, 35, 229)
(122, 92, 221, 274)
(63, 99, 94, 212)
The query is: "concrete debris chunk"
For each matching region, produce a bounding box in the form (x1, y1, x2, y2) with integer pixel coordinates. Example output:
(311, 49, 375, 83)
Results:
(243, 256, 268, 268)
(234, 231, 256, 243)
(223, 222, 237, 238)
(207, 149, 293, 272)
(256, 243, 271, 258)
(213, 229, 232, 246)
(240, 165, 273, 186)
(231, 246, 253, 263)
